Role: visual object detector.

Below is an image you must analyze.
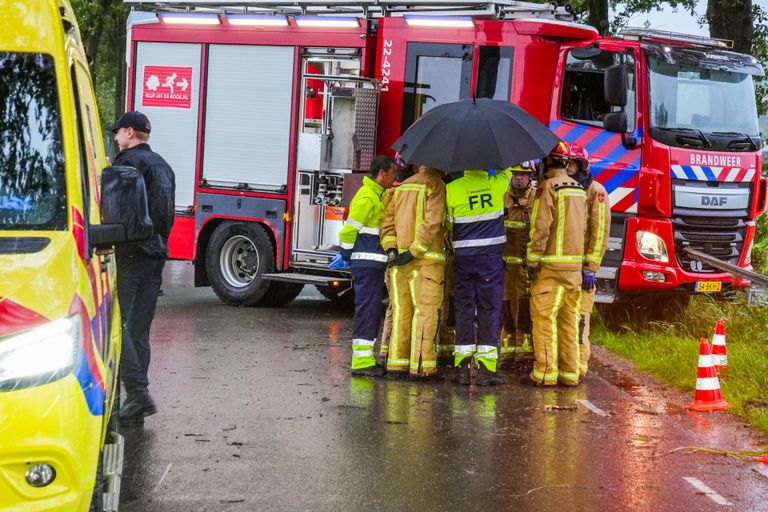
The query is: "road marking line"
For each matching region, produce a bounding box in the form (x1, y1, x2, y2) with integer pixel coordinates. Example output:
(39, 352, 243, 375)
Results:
(152, 463, 173, 494)
(754, 465, 768, 479)
(683, 477, 732, 506)
(577, 399, 608, 416)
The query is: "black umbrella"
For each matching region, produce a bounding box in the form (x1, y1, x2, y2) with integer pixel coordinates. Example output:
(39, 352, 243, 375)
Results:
(392, 99, 560, 175)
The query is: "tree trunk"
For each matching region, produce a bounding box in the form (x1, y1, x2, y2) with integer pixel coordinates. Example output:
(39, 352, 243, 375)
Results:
(112, 11, 127, 118)
(587, 0, 610, 36)
(707, 0, 753, 54)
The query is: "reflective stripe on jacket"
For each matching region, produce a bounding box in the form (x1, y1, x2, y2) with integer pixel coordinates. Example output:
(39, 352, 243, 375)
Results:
(339, 176, 387, 268)
(446, 169, 511, 256)
(526, 167, 587, 271)
(380, 168, 446, 264)
(503, 184, 536, 265)
(584, 180, 611, 272)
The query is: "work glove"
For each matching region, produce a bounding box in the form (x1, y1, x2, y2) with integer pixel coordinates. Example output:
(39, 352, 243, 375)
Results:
(581, 270, 596, 291)
(525, 264, 539, 282)
(328, 253, 350, 271)
(386, 248, 399, 266)
(393, 250, 415, 266)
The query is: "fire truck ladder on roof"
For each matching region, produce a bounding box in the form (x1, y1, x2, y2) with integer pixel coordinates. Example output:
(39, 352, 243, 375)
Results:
(123, 0, 577, 20)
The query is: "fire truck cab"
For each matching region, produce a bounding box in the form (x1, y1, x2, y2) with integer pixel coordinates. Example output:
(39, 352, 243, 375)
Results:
(124, 0, 765, 307)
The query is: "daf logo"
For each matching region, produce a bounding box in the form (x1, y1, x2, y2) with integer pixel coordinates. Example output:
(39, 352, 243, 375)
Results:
(690, 260, 704, 272)
(702, 196, 728, 206)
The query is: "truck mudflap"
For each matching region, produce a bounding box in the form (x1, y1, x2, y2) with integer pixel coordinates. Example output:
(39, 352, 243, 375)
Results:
(102, 432, 124, 512)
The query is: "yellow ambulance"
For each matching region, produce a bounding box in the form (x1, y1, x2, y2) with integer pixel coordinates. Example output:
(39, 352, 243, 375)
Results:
(0, 1, 151, 510)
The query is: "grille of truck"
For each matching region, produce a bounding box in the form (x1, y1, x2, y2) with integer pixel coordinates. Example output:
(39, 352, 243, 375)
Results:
(672, 215, 746, 272)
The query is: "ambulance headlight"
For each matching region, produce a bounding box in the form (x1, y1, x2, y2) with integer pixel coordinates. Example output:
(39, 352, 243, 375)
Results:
(0, 317, 80, 390)
(635, 230, 668, 263)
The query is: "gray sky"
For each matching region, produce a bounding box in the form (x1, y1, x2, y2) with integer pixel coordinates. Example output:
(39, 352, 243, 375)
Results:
(616, 0, 768, 37)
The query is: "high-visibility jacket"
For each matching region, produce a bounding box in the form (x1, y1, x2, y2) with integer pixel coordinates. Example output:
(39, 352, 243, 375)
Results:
(584, 180, 611, 272)
(446, 169, 511, 256)
(503, 184, 536, 265)
(526, 167, 587, 271)
(380, 168, 446, 264)
(339, 176, 387, 268)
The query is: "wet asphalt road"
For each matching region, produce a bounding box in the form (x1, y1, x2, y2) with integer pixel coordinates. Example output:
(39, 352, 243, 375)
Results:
(120, 262, 768, 512)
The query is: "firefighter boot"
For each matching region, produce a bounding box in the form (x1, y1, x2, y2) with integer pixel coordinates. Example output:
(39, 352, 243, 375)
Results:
(476, 364, 506, 386)
(120, 382, 157, 422)
(457, 359, 471, 385)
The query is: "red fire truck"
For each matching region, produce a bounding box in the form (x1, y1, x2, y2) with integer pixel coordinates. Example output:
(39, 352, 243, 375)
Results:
(123, 0, 765, 308)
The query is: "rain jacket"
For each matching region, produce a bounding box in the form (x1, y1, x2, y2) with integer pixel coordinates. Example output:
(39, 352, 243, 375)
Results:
(380, 168, 446, 264)
(526, 167, 586, 271)
(113, 143, 175, 258)
(446, 169, 512, 257)
(338, 176, 387, 268)
(503, 184, 536, 265)
(584, 180, 611, 272)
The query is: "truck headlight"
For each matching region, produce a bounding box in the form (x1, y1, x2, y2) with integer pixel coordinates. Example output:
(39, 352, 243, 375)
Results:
(635, 230, 668, 263)
(0, 316, 80, 391)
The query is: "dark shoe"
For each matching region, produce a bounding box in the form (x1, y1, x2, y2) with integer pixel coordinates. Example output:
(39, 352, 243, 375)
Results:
(120, 385, 157, 420)
(475, 365, 505, 386)
(457, 360, 471, 385)
(384, 370, 409, 380)
(351, 365, 386, 377)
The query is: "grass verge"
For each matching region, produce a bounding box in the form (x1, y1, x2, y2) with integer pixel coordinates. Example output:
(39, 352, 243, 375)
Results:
(592, 294, 768, 432)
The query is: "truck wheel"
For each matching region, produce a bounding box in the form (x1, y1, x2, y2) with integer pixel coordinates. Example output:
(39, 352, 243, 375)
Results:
(206, 222, 274, 306)
(258, 281, 305, 307)
(315, 283, 354, 308)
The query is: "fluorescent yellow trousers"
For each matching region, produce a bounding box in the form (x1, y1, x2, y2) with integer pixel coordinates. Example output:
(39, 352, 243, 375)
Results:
(388, 261, 444, 376)
(530, 267, 582, 385)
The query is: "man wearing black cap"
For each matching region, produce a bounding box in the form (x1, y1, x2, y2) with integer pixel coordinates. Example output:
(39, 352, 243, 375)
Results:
(112, 111, 175, 423)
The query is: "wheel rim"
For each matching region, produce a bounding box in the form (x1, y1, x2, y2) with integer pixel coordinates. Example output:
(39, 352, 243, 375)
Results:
(219, 235, 259, 288)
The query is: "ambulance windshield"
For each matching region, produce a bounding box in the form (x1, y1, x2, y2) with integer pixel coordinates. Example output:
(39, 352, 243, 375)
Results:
(0, 52, 66, 231)
(648, 56, 760, 138)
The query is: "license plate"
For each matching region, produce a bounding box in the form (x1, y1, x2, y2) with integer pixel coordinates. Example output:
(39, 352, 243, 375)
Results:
(695, 281, 722, 293)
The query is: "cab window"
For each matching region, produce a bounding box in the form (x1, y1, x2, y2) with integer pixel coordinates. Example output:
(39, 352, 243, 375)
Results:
(560, 50, 636, 132)
(401, 43, 473, 132)
(0, 53, 66, 230)
(476, 46, 513, 100)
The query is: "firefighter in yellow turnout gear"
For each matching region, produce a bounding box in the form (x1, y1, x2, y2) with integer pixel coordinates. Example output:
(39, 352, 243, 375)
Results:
(500, 163, 536, 365)
(526, 143, 587, 386)
(567, 143, 610, 377)
(380, 166, 447, 377)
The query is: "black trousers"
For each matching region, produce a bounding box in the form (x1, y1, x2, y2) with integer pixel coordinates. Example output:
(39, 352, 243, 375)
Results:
(116, 254, 165, 388)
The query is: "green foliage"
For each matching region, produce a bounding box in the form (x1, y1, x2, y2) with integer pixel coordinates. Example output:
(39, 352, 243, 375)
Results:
(752, 5, 768, 116)
(594, 294, 768, 431)
(70, 0, 129, 127)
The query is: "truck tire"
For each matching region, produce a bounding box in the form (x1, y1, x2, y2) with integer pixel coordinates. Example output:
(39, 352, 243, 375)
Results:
(315, 283, 355, 308)
(206, 222, 274, 306)
(259, 281, 305, 307)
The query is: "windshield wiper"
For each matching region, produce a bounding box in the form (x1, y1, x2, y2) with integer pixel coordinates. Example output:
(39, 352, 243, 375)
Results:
(711, 132, 760, 151)
(659, 127, 712, 148)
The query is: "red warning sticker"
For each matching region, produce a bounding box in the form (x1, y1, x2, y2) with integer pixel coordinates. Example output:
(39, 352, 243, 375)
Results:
(142, 66, 193, 109)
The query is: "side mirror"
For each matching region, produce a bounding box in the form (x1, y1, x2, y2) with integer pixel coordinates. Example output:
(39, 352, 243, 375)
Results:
(603, 111, 628, 134)
(90, 166, 153, 249)
(604, 64, 628, 107)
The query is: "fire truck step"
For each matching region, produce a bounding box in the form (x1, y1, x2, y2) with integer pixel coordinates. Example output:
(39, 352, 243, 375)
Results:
(102, 433, 124, 512)
(262, 273, 351, 285)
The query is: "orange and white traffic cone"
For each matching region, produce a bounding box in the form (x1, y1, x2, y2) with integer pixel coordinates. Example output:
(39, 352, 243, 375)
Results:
(687, 338, 730, 412)
(711, 319, 727, 371)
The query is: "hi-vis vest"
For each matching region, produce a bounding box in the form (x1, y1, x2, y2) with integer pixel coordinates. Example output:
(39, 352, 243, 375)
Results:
(339, 176, 387, 268)
(526, 167, 587, 271)
(446, 169, 512, 257)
